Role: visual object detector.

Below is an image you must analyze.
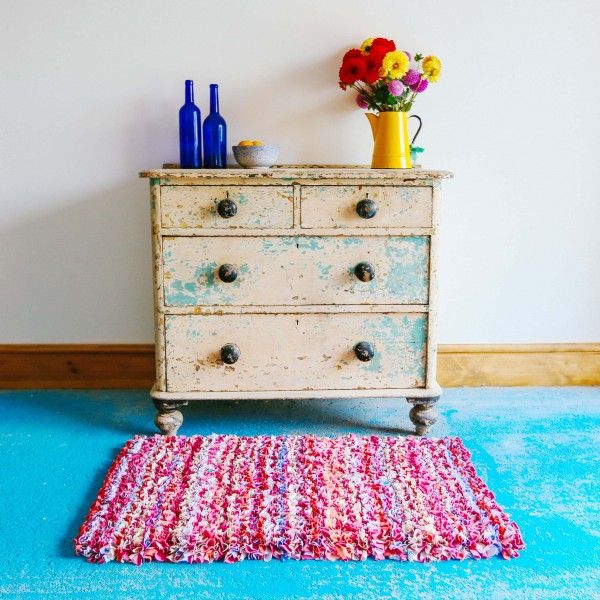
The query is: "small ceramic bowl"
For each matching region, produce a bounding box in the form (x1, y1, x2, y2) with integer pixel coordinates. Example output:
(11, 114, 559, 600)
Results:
(232, 145, 279, 169)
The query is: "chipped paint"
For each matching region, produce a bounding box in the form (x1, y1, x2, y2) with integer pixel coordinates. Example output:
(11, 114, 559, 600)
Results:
(160, 185, 294, 229)
(301, 185, 433, 229)
(162, 236, 429, 306)
(147, 167, 447, 427)
(342, 237, 364, 247)
(140, 167, 453, 181)
(165, 313, 426, 392)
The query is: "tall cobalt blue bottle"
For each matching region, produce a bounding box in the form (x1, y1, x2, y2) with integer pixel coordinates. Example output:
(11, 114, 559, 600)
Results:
(179, 80, 201, 168)
(203, 84, 227, 168)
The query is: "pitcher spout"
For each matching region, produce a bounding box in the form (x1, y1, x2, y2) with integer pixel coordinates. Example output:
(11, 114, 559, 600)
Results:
(365, 112, 379, 141)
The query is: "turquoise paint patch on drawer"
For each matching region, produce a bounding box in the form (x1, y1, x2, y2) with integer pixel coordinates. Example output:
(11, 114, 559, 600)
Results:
(299, 236, 430, 305)
(162, 236, 430, 307)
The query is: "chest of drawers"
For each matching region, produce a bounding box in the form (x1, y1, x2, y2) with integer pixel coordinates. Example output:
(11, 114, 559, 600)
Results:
(140, 166, 451, 436)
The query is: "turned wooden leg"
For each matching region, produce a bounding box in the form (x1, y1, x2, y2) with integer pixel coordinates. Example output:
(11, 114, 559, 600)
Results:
(406, 396, 440, 436)
(152, 399, 188, 435)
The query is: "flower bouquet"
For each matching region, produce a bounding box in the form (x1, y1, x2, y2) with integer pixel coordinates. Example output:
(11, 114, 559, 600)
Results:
(338, 37, 441, 168)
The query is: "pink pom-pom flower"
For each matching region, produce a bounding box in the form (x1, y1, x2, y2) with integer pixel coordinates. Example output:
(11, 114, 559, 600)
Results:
(387, 80, 405, 96)
(410, 77, 429, 93)
(356, 94, 369, 109)
(402, 69, 420, 86)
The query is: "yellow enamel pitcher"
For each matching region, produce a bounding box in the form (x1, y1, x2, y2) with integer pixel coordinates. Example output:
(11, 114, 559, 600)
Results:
(366, 111, 419, 169)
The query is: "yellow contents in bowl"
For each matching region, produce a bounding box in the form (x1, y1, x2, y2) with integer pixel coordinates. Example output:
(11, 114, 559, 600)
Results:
(238, 140, 253, 146)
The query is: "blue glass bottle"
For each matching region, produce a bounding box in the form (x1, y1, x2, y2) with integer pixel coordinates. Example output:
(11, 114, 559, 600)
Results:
(179, 80, 202, 168)
(203, 84, 227, 168)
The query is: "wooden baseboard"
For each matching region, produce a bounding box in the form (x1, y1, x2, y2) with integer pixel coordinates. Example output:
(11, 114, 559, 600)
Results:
(0, 343, 598, 389)
(437, 343, 600, 387)
(0, 344, 155, 389)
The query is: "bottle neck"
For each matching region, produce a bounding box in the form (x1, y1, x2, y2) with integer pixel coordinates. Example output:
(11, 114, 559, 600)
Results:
(209, 84, 219, 113)
(185, 80, 194, 104)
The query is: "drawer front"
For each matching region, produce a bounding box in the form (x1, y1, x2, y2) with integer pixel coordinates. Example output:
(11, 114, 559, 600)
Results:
(165, 313, 426, 392)
(161, 185, 294, 229)
(163, 235, 429, 306)
(300, 185, 432, 228)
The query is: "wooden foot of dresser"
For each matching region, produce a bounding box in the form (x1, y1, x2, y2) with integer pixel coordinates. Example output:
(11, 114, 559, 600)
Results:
(152, 399, 188, 436)
(407, 396, 440, 436)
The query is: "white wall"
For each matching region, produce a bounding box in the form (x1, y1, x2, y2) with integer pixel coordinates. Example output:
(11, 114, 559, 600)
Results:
(1, 0, 599, 343)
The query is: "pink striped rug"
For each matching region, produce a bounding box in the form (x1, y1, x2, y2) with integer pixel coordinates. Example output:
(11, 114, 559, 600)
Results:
(74, 435, 524, 564)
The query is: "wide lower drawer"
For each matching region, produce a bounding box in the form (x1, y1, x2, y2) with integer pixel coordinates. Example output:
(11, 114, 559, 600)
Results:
(160, 185, 294, 229)
(300, 185, 432, 228)
(165, 313, 427, 392)
(162, 235, 430, 306)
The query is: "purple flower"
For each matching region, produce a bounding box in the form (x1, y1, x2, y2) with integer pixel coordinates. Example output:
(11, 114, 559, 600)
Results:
(410, 77, 429, 93)
(387, 80, 405, 96)
(404, 50, 412, 61)
(356, 94, 369, 109)
(402, 69, 420, 86)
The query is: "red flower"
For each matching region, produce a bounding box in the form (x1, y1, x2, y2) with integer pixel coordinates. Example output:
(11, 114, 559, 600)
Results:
(370, 37, 396, 55)
(361, 38, 396, 83)
(364, 54, 383, 83)
(343, 48, 363, 61)
(339, 54, 367, 85)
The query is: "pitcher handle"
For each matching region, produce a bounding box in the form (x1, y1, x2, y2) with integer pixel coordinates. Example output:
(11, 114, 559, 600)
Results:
(408, 115, 422, 146)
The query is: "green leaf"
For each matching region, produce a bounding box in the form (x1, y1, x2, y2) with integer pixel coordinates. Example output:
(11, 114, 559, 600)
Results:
(414, 53, 423, 62)
(374, 87, 389, 103)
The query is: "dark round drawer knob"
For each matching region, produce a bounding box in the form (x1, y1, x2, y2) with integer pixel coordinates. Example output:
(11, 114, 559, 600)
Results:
(217, 199, 237, 219)
(354, 262, 375, 282)
(354, 341, 375, 362)
(221, 344, 240, 364)
(356, 198, 378, 219)
(218, 263, 238, 283)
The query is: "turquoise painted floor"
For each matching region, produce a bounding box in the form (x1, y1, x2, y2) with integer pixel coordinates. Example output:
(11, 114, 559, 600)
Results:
(0, 388, 599, 599)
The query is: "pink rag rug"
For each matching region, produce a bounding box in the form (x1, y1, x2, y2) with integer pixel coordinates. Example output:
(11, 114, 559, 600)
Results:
(74, 434, 524, 564)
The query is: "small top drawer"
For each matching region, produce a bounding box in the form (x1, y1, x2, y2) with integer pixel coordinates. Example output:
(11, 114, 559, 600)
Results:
(160, 185, 294, 229)
(300, 185, 432, 228)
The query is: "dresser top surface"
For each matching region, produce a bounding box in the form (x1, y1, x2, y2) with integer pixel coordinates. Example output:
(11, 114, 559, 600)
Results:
(140, 165, 453, 181)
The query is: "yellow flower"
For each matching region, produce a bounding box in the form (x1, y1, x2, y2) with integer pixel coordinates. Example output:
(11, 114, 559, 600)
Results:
(380, 50, 410, 79)
(360, 38, 375, 53)
(422, 55, 442, 82)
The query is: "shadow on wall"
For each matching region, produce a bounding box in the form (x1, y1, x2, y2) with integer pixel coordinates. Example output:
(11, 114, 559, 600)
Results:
(0, 180, 154, 342)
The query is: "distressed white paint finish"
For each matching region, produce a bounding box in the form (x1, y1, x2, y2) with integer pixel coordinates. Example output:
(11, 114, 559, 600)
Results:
(142, 167, 448, 424)
(141, 167, 452, 182)
(159, 227, 433, 238)
(165, 304, 430, 315)
(300, 185, 432, 229)
(164, 313, 427, 392)
(161, 185, 294, 229)
(151, 385, 441, 402)
(162, 235, 429, 306)
(150, 181, 166, 389)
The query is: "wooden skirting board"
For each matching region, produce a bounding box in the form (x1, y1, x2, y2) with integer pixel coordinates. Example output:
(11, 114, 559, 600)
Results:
(0, 343, 598, 389)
